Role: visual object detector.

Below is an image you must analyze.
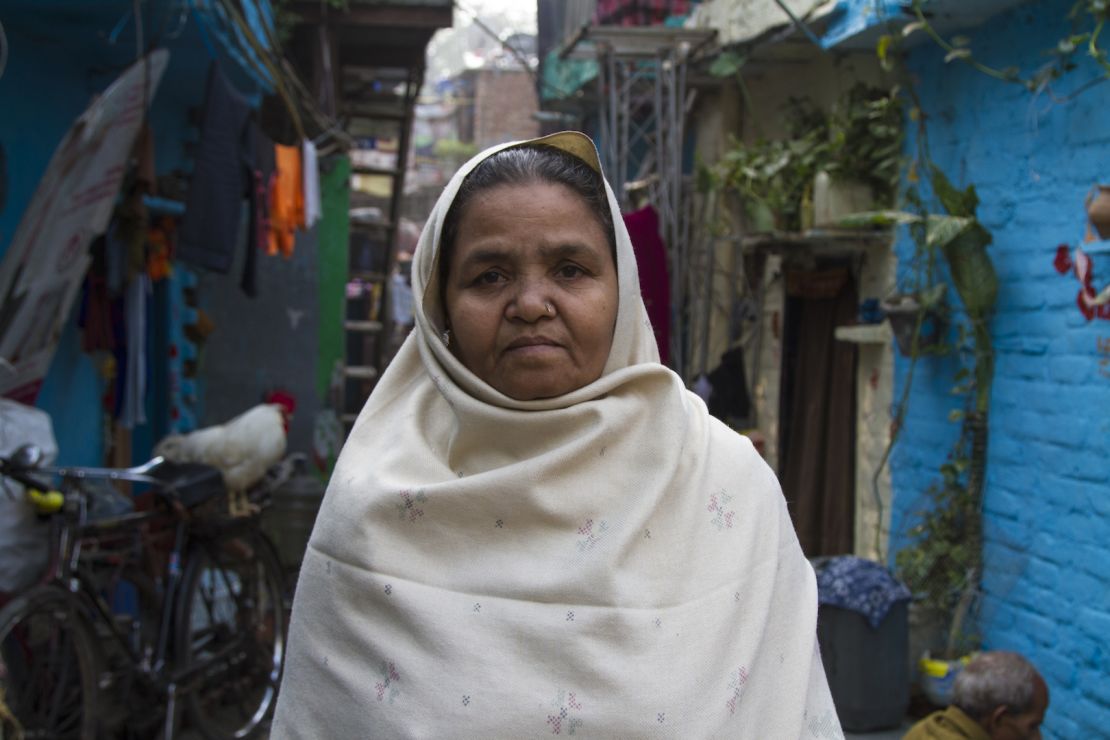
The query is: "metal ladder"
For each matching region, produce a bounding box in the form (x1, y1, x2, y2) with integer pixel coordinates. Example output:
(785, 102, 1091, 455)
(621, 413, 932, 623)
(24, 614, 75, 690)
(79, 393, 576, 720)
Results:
(340, 63, 423, 430)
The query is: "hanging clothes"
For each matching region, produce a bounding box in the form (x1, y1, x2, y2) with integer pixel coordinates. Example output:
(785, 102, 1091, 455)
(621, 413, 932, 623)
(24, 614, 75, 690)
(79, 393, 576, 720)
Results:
(177, 64, 253, 273)
(241, 121, 276, 297)
(269, 143, 304, 258)
(302, 139, 322, 229)
(254, 124, 277, 257)
(593, 0, 691, 26)
(706, 345, 753, 426)
(119, 274, 149, 429)
(79, 237, 114, 353)
(622, 204, 671, 365)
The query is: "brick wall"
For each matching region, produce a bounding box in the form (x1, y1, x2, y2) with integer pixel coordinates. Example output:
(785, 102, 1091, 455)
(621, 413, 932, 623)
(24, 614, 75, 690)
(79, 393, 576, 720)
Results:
(473, 68, 540, 149)
(892, 1, 1110, 734)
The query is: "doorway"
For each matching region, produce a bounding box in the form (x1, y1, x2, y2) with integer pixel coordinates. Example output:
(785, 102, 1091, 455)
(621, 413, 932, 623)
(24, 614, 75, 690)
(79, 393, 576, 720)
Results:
(777, 264, 858, 557)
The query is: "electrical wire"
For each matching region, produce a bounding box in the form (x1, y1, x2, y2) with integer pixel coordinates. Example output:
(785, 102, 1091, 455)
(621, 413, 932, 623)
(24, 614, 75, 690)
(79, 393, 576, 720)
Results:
(252, 5, 354, 149)
(210, 0, 306, 139)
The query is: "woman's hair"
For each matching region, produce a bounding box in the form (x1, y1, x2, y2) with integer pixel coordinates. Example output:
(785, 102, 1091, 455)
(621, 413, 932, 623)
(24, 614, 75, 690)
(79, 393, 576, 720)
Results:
(951, 651, 1039, 719)
(438, 144, 616, 291)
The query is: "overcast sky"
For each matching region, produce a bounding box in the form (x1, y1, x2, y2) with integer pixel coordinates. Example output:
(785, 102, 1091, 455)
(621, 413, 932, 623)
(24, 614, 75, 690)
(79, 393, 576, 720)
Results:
(425, 0, 537, 82)
(454, 0, 537, 34)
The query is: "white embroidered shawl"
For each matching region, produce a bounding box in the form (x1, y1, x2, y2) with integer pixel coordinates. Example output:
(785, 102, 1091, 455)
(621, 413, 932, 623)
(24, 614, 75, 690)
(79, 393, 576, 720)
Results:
(272, 133, 843, 739)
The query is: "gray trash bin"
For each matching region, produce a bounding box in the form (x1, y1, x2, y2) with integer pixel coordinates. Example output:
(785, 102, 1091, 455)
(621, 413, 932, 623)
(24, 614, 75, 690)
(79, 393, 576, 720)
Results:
(813, 556, 910, 732)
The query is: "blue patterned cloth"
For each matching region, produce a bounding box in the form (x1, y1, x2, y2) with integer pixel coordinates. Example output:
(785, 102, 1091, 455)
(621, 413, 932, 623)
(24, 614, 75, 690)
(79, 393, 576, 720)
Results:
(814, 556, 911, 628)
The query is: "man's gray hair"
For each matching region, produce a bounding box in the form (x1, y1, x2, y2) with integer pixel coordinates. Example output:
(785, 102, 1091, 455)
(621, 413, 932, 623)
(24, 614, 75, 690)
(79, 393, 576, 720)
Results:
(952, 651, 1039, 719)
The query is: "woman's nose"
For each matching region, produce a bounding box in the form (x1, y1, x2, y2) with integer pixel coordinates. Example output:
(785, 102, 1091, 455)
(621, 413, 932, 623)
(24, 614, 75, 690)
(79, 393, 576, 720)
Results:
(506, 278, 553, 322)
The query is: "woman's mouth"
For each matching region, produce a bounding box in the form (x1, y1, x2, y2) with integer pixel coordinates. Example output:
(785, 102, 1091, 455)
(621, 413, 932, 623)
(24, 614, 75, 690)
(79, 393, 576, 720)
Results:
(508, 335, 559, 350)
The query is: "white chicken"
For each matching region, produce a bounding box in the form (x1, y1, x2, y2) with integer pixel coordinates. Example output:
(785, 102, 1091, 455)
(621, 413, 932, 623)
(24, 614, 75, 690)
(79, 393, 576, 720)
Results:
(153, 402, 289, 495)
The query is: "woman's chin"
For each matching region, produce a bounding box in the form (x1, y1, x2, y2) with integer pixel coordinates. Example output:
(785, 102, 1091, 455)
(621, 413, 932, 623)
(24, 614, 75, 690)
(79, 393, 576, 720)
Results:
(494, 369, 585, 401)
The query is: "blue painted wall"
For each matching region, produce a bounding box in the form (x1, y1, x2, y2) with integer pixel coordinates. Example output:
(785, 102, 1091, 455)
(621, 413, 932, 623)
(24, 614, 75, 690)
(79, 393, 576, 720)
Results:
(0, 1, 274, 465)
(886, 1, 1110, 735)
(0, 6, 146, 466)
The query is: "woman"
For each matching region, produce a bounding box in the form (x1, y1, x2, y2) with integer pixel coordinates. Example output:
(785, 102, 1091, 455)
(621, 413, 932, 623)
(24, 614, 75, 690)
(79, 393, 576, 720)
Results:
(272, 132, 841, 737)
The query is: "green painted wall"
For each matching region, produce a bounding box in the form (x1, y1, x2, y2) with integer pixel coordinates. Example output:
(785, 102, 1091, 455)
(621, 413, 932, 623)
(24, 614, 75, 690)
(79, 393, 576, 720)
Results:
(316, 156, 351, 402)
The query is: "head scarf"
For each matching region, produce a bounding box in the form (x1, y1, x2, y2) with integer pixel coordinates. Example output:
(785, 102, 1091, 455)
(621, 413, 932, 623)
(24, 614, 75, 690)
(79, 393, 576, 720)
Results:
(273, 133, 841, 738)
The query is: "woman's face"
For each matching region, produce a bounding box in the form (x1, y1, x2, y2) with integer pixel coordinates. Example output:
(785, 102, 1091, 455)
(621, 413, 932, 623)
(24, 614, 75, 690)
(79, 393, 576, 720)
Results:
(443, 181, 618, 400)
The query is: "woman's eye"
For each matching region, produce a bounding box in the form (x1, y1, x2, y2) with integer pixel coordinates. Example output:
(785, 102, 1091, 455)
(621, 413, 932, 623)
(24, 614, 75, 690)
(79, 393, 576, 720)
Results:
(557, 264, 585, 279)
(477, 270, 504, 285)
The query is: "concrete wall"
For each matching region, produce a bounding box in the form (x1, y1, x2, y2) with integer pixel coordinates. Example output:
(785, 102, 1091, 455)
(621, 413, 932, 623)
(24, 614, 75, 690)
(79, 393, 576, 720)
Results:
(850, 242, 896, 561)
(196, 229, 322, 456)
(890, 1, 1110, 734)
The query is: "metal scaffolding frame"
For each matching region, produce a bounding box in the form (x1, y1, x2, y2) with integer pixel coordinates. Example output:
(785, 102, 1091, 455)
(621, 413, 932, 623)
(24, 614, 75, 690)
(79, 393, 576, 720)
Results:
(564, 26, 715, 379)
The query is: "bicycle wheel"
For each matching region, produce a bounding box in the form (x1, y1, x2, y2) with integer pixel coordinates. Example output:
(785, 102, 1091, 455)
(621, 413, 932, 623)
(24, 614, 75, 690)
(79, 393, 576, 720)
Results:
(0, 584, 99, 740)
(175, 531, 285, 739)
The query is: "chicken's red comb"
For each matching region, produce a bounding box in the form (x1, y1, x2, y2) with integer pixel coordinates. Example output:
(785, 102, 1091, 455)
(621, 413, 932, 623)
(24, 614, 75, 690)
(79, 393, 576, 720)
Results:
(265, 389, 296, 415)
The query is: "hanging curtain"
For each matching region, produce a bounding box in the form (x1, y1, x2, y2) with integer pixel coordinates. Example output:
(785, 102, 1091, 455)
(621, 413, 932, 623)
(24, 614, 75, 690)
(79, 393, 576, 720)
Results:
(779, 266, 857, 557)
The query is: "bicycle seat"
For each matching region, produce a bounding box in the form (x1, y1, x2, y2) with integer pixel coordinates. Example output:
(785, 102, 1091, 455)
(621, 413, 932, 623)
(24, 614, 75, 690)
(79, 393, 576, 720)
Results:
(145, 461, 225, 508)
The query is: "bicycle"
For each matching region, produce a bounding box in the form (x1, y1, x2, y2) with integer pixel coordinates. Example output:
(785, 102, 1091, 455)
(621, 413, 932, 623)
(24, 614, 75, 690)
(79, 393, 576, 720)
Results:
(0, 444, 301, 739)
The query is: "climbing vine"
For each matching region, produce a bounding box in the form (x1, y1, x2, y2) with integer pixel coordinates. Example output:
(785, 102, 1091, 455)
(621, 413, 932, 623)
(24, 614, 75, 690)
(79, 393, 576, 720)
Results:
(863, 27, 1002, 660)
(878, 0, 1110, 100)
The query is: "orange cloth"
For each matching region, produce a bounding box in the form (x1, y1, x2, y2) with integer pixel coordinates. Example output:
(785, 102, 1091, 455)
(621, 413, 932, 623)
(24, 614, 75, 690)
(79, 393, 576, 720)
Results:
(269, 144, 305, 258)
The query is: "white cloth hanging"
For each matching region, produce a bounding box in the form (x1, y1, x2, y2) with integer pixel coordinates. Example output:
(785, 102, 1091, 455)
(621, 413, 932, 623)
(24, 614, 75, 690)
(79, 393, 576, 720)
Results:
(301, 139, 321, 229)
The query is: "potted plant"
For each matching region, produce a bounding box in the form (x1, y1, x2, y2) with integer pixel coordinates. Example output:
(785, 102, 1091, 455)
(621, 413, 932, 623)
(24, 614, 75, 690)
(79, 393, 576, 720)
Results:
(706, 98, 830, 233)
(815, 85, 903, 227)
(881, 283, 948, 356)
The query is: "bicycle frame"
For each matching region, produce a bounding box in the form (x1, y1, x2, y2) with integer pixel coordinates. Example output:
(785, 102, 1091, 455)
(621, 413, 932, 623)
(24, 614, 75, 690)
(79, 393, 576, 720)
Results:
(3, 450, 300, 738)
(17, 458, 264, 737)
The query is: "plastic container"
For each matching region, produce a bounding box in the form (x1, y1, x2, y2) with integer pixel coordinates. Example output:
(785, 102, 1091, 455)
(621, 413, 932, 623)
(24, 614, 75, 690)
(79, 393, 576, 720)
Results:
(919, 654, 972, 707)
(816, 600, 910, 732)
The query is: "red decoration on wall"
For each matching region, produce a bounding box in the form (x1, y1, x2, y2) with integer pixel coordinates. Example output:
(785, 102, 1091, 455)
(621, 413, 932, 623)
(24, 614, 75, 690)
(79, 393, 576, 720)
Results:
(1054, 244, 1073, 274)
(1053, 245, 1110, 321)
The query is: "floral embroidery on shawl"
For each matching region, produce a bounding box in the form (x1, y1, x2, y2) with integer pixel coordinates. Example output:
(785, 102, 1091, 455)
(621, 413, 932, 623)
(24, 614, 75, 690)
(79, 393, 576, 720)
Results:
(396, 490, 428, 522)
(546, 690, 583, 735)
(375, 661, 400, 703)
(576, 518, 609, 551)
(725, 666, 749, 715)
(708, 490, 736, 530)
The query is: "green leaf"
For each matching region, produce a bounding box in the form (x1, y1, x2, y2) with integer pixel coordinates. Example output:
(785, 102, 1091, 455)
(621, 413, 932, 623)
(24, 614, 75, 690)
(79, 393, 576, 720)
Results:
(944, 224, 999, 316)
(930, 167, 979, 216)
(951, 35, 971, 48)
(920, 283, 948, 308)
(902, 21, 926, 38)
(925, 215, 975, 250)
(874, 34, 892, 65)
(948, 408, 965, 423)
(945, 48, 972, 63)
(834, 210, 919, 228)
(709, 51, 746, 78)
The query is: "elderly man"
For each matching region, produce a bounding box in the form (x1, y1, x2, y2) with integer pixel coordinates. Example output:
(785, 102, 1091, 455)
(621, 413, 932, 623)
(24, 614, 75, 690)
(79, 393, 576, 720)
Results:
(905, 651, 1049, 740)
